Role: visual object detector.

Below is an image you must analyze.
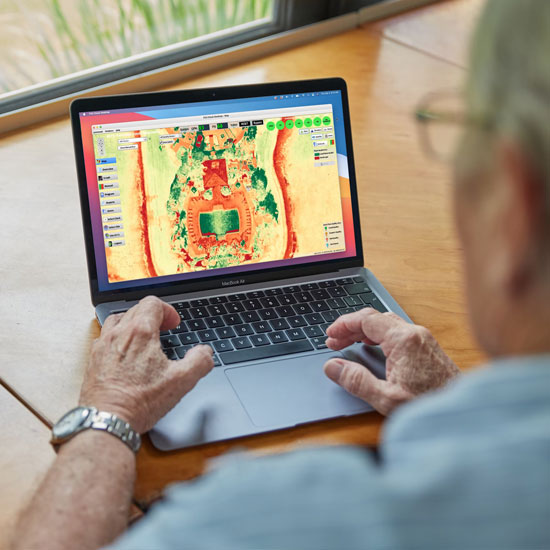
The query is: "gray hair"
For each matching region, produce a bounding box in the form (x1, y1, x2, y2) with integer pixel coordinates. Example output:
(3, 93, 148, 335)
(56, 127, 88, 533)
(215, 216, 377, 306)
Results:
(467, 0, 550, 192)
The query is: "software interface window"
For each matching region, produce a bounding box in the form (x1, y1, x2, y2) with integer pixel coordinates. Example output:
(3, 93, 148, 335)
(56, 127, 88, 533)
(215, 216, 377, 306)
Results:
(92, 102, 345, 283)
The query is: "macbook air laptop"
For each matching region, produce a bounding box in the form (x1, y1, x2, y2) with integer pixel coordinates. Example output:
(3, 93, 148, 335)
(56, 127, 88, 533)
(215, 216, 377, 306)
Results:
(70, 77, 411, 450)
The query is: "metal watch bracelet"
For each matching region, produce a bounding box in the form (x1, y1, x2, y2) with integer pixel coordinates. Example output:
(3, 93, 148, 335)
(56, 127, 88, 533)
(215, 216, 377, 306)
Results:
(51, 406, 141, 453)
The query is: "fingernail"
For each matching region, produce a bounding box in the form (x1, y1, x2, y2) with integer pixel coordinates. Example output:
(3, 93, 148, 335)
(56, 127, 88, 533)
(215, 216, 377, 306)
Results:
(325, 359, 344, 382)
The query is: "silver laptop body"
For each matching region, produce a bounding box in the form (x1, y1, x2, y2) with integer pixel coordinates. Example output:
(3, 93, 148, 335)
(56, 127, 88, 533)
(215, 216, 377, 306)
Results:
(71, 78, 411, 450)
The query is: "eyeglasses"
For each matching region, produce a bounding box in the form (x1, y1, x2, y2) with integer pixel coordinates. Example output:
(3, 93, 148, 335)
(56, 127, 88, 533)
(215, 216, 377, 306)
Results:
(414, 89, 493, 162)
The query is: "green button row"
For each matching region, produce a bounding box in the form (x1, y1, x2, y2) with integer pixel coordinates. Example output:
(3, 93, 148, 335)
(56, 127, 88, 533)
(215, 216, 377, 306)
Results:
(266, 116, 331, 130)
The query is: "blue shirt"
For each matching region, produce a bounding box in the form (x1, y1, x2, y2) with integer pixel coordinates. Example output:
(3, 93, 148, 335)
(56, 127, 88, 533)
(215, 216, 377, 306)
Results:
(110, 356, 550, 549)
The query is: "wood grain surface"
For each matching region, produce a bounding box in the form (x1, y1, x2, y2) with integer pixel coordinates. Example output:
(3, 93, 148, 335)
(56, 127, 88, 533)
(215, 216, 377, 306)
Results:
(370, 0, 486, 68)
(0, 388, 55, 549)
(0, 0, 485, 507)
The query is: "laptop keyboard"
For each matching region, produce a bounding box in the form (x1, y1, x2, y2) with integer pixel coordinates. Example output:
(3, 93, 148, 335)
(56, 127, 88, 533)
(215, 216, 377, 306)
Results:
(112, 276, 387, 366)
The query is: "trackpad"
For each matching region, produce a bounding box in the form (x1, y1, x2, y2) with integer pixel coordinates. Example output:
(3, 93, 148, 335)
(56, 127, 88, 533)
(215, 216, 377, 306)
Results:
(225, 350, 371, 427)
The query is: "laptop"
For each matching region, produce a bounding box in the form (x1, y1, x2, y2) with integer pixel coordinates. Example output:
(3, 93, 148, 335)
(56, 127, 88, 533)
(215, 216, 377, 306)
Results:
(70, 77, 411, 450)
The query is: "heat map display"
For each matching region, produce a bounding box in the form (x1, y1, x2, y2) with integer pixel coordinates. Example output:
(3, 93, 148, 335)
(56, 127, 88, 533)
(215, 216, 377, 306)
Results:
(93, 109, 345, 283)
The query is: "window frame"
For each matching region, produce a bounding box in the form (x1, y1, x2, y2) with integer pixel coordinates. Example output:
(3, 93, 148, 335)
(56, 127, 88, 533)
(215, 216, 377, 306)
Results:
(0, 0, 438, 133)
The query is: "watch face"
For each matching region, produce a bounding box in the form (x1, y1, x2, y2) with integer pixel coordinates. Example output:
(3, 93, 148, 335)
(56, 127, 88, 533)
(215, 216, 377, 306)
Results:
(53, 407, 90, 439)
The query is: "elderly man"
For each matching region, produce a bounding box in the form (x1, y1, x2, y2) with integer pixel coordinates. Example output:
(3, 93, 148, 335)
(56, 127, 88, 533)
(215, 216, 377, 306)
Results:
(13, 0, 549, 548)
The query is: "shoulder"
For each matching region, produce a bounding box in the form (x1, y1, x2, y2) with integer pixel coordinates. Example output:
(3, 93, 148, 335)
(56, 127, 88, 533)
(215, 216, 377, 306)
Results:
(384, 355, 550, 446)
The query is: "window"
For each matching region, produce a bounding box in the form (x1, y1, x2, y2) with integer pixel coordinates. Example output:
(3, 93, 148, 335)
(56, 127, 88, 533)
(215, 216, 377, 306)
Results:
(0, 0, 394, 117)
(0, 0, 276, 112)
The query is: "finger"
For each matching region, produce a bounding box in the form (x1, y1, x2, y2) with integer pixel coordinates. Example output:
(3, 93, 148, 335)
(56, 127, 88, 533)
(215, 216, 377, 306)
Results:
(324, 357, 412, 415)
(174, 345, 214, 389)
(326, 309, 407, 350)
(102, 312, 124, 331)
(119, 296, 180, 333)
(324, 356, 384, 401)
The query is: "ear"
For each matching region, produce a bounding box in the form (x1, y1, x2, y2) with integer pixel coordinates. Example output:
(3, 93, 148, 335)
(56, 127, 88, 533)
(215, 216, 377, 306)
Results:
(496, 139, 544, 297)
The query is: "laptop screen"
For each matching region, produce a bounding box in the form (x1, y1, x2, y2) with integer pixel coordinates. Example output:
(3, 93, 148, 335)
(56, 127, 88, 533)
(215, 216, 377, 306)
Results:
(78, 89, 357, 292)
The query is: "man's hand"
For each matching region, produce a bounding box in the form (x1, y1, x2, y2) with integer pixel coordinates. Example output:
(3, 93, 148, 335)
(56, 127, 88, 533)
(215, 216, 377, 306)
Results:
(80, 295, 214, 433)
(324, 308, 460, 415)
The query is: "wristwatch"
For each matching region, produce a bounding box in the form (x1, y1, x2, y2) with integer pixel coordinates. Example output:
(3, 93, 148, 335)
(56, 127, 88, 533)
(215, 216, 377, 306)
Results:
(51, 406, 141, 453)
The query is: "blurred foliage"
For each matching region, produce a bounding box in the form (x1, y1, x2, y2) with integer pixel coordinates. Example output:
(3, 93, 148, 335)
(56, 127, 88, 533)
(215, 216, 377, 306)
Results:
(0, 0, 273, 93)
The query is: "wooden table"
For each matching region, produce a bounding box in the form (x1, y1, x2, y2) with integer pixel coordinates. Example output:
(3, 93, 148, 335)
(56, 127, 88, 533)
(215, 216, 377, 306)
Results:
(0, 388, 55, 549)
(370, 0, 486, 68)
(0, 0, 485, 511)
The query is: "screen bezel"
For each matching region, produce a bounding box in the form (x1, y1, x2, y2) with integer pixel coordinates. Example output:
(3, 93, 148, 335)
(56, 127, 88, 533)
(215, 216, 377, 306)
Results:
(70, 77, 364, 306)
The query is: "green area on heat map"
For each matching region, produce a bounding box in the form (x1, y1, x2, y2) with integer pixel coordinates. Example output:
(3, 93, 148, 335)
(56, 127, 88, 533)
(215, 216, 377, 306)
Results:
(199, 209, 240, 240)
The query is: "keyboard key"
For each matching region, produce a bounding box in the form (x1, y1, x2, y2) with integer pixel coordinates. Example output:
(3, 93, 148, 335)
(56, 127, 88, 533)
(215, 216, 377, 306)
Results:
(231, 336, 253, 349)
(338, 307, 356, 315)
(283, 285, 300, 294)
(360, 294, 387, 312)
(188, 319, 206, 331)
(234, 324, 254, 336)
(269, 331, 289, 344)
(260, 296, 279, 308)
(322, 310, 339, 323)
(259, 308, 278, 321)
(265, 288, 283, 296)
(327, 297, 346, 309)
(173, 301, 189, 309)
(177, 309, 191, 321)
(300, 282, 319, 291)
(226, 302, 245, 313)
(160, 330, 170, 336)
(170, 323, 188, 334)
(250, 333, 270, 346)
(213, 354, 222, 366)
(336, 277, 353, 285)
(207, 304, 227, 316)
(328, 287, 346, 298)
(304, 325, 323, 338)
(209, 295, 228, 304)
(293, 303, 312, 315)
(319, 280, 337, 288)
(275, 305, 295, 317)
(295, 292, 313, 303)
(311, 300, 329, 312)
(180, 333, 199, 345)
(252, 321, 271, 333)
(344, 295, 363, 307)
(175, 345, 192, 359)
(228, 293, 246, 302)
(198, 330, 217, 342)
(243, 299, 261, 311)
(161, 335, 180, 348)
(223, 313, 242, 326)
(219, 340, 314, 365)
(344, 283, 371, 295)
(216, 326, 236, 339)
(320, 323, 333, 334)
(304, 313, 324, 325)
(241, 311, 261, 323)
(213, 340, 234, 352)
(286, 328, 306, 340)
(206, 316, 225, 329)
(246, 290, 265, 299)
(311, 336, 328, 349)
(278, 294, 297, 305)
(311, 289, 330, 300)
(190, 306, 208, 318)
(270, 318, 290, 331)
(163, 348, 177, 360)
(352, 276, 365, 283)
(190, 298, 209, 307)
(288, 315, 306, 328)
